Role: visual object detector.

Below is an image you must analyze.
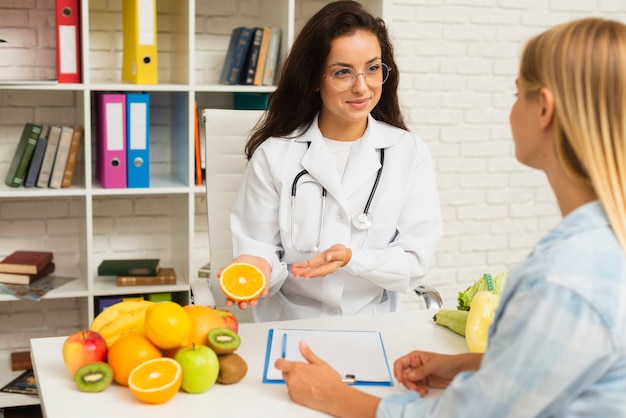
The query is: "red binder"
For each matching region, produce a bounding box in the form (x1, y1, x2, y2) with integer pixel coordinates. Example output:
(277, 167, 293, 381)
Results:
(55, 0, 81, 83)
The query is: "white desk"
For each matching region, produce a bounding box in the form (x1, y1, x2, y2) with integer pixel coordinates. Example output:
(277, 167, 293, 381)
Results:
(30, 310, 467, 418)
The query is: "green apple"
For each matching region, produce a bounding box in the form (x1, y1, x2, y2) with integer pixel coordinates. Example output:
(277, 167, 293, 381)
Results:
(174, 344, 219, 393)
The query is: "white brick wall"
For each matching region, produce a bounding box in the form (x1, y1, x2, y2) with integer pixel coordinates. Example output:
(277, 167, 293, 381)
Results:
(391, 0, 626, 310)
(1, 1, 625, 356)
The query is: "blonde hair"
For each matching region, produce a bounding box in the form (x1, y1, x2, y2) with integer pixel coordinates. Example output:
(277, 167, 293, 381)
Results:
(519, 18, 626, 252)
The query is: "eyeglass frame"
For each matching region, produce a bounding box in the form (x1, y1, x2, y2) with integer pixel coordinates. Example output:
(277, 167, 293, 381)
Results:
(322, 62, 392, 91)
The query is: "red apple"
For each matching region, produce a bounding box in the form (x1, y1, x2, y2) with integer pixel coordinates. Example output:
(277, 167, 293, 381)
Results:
(62, 330, 108, 377)
(216, 309, 239, 333)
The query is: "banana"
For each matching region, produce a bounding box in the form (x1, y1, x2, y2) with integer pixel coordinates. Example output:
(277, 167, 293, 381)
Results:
(90, 300, 153, 347)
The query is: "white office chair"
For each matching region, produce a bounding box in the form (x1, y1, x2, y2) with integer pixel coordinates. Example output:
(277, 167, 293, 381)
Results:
(193, 108, 443, 321)
(191, 109, 264, 323)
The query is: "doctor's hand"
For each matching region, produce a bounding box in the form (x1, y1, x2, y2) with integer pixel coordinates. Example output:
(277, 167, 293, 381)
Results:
(217, 255, 270, 310)
(393, 351, 482, 397)
(291, 244, 352, 278)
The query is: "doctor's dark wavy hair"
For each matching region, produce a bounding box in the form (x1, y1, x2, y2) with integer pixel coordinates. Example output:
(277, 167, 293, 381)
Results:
(245, 0, 406, 160)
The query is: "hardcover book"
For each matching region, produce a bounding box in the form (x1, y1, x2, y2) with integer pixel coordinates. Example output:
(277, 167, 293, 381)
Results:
(253, 27, 272, 86)
(48, 126, 74, 188)
(262, 27, 282, 86)
(4, 123, 43, 187)
(98, 259, 160, 276)
(116, 267, 176, 286)
(219, 26, 254, 85)
(37, 125, 62, 188)
(10, 351, 32, 371)
(61, 126, 84, 187)
(0, 251, 54, 275)
(243, 27, 264, 85)
(0, 262, 55, 285)
(23, 126, 49, 187)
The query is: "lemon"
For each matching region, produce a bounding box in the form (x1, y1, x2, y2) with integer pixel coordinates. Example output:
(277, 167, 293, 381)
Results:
(144, 301, 192, 350)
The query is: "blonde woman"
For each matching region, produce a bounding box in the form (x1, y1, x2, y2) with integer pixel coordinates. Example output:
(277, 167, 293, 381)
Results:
(276, 17, 626, 417)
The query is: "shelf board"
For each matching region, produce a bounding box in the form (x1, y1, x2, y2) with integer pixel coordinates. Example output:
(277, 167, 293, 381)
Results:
(87, 82, 191, 92)
(0, 186, 88, 198)
(91, 277, 190, 296)
(90, 174, 190, 195)
(0, 278, 88, 302)
(194, 84, 276, 93)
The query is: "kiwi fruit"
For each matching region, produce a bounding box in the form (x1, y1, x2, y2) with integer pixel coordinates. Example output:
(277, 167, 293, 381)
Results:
(216, 353, 248, 385)
(207, 327, 241, 355)
(74, 362, 113, 392)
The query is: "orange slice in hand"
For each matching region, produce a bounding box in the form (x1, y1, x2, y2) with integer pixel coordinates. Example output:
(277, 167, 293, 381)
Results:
(220, 262, 266, 302)
(128, 357, 182, 404)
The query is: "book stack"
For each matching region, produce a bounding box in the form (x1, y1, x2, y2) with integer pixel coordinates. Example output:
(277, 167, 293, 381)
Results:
(4, 123, 84, 189)
(0, 250, 55, 285)
(97, 259, 176, 287)
(219, 26, 282, 87)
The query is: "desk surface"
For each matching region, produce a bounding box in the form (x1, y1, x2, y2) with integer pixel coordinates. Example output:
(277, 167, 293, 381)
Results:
(31, 309, 467, 418)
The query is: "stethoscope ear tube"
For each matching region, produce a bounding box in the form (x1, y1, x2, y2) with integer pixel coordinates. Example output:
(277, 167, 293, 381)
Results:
(352, 148, 384, 230)
(290, 177, 327, 253)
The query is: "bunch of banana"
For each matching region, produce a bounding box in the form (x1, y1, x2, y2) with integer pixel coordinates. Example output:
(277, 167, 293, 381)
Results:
(90, 300, 154, 347)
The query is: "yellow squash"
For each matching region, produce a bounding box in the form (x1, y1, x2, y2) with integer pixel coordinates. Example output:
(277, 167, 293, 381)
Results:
(465, 290, 500, 352)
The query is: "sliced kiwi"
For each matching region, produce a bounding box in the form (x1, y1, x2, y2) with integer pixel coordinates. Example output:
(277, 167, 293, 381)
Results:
(207, 327, 241, 355)
(74, 362, 113, 392)
(216, 353, 248, 385)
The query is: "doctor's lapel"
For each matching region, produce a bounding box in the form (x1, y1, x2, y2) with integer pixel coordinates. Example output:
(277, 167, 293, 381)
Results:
(299, 138, 382, 217)
(299, 138, 348, 210)
(341, 139, 382, 199)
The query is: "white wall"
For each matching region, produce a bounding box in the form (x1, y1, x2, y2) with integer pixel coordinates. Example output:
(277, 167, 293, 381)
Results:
(389, 0, 626, 308)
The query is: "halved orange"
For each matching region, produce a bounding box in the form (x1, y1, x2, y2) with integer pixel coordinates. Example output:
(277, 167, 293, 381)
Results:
(128, 357, 182, 404)
(219, 262, 266, 302)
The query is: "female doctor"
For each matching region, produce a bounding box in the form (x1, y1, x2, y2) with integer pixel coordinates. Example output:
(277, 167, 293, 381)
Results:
(220, 0, 443, 322)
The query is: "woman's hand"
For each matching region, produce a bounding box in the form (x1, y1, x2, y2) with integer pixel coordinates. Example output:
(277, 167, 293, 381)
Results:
(217, 254, 271, 309)
(291, 244, 352, 278)
(275, 341, 379, 417)
(394, 351, 482, 397)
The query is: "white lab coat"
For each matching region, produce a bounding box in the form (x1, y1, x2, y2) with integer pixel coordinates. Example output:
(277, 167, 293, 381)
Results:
(231, 114, 443, 322)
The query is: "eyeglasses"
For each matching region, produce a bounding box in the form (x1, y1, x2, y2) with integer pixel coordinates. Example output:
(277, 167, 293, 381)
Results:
(322, 63, 391, 91)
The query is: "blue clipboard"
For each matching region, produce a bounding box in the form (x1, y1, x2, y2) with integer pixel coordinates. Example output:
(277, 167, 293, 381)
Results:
(262, 328, 393, 386)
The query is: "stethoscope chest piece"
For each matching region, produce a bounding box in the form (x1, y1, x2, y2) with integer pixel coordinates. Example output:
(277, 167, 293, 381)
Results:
(352, 212, 373, 230)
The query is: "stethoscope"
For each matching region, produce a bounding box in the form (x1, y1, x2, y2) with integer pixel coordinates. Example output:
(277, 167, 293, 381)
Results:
(290, 147, 385, 253)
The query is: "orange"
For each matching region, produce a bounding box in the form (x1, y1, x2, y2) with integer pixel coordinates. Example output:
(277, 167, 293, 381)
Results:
(219, 262, 266, 302)
(144, 301, 192, 350)
(107, 333, 162, 386)
(128, 357, 182, 404)
(183, 305, 226, 346)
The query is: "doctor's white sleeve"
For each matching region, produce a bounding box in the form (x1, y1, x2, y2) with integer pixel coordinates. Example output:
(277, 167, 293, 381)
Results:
(343, 140, 443, 293)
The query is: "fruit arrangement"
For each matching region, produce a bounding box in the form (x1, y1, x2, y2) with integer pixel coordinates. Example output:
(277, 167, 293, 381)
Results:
(62, 300, 247, 404)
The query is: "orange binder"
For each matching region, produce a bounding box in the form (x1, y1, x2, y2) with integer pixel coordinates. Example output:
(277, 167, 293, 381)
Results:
(55, 0, 81, 83)
(194, 102, 202, 186)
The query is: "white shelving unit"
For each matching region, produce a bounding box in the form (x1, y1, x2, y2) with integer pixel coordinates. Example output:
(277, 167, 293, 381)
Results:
(0, 0, 386, 409)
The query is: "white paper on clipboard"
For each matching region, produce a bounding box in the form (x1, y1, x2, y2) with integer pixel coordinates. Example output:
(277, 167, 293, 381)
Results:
(263, 328, 393, 386)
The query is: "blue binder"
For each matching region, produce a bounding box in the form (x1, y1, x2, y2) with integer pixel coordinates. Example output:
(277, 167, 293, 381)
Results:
(126, 93, 150, 188)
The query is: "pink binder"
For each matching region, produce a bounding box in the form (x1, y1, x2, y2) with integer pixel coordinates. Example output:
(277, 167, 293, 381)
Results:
(96, 93, 127, 188)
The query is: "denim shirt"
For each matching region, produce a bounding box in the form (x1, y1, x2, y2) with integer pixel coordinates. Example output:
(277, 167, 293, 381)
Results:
(378, 201, 626, 417)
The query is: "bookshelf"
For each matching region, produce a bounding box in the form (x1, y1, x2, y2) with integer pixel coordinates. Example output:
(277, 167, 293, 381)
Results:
(0, 0, 387, 409)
